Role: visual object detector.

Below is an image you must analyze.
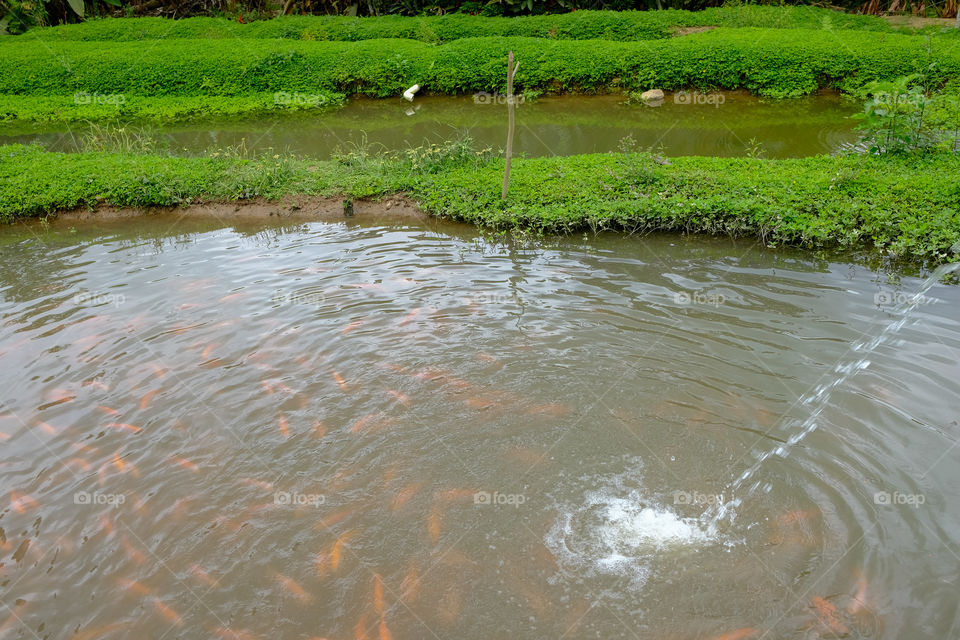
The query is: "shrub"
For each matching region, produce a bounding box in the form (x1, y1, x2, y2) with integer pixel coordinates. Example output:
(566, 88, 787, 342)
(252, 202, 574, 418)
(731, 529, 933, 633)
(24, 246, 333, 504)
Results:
(1, 28, 956, 101)
(18, 7, 892, 42)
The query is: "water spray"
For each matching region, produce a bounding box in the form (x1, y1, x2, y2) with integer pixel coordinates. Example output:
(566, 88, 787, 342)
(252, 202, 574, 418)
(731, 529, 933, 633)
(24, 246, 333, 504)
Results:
(701, 242, 960, 532)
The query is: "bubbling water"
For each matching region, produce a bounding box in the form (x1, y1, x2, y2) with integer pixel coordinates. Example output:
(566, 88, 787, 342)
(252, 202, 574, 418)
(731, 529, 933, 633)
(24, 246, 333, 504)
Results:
(545, 461, 720, 595)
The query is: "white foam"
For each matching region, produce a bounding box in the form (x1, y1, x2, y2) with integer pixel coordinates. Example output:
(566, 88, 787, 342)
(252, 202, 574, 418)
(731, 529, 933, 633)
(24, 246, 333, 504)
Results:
(544, 462, 718, 594)
(599, 498, 710, 547)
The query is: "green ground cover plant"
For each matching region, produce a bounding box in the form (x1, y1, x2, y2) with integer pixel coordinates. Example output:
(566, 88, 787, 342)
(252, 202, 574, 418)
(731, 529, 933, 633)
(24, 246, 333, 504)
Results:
(0, 27, 957, 126)
(2, 142, 957, 264)
(14, 7, 894, 43)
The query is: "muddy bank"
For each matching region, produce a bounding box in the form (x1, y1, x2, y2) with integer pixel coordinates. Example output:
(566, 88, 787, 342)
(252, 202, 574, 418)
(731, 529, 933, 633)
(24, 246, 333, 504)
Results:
(51, 194, 428, 225)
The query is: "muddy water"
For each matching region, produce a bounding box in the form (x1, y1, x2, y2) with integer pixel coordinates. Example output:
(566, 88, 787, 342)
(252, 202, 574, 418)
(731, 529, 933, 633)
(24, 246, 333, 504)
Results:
(1, 215, 958, 639)
(0, 92, 859, 159)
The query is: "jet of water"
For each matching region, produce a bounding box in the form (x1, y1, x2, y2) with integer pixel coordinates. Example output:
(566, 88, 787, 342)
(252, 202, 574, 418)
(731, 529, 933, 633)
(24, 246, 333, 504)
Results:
(702, 243, 960, 532)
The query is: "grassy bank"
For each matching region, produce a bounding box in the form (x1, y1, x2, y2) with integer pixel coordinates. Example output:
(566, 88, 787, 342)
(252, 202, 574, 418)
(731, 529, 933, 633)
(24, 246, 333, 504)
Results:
(0, 92, 345, 124)
(0, 27, 957, 124)
(2, 144, 957, 263)
(16, 7, 895, 43)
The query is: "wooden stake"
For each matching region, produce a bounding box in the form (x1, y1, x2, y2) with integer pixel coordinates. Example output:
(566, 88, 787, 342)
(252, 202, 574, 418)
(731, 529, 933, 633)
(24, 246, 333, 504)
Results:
(502, 51, 519, 201)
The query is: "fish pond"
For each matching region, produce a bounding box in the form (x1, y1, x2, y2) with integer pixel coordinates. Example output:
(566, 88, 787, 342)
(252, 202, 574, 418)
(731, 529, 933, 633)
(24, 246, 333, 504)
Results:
(0, 92, 860, 159)
(0, 213, 958, 639)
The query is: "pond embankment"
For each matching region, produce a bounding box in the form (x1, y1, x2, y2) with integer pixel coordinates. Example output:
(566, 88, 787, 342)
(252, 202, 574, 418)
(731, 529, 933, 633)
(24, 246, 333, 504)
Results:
(3, 144, 958, 264)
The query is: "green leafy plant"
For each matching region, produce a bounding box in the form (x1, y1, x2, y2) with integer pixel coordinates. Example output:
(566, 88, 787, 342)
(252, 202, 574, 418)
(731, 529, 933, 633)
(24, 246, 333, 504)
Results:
(8, 6, 894, 38)
(852, 74, 934, 153)
(4, 28, 959, 103)
(2, 142, 959, 263)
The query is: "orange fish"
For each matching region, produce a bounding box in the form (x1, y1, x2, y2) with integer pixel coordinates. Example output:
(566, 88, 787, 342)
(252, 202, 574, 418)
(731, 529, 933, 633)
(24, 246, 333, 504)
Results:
(400, 565, 420, 602)
(98, 515, 115, 536)
(372, 573, 385, 614)
(330, 530, 356, 571)
(275, 573, 312, 603)
(189, 564, 218, 588)
(96, 405, 121, 416)
(315, 551, 330, 576)
(116, 577, 152, 597)
(386, 390, 410, 407)
(172, 496, 194, 520)
(171, 456, 199, 473)
(464, 396, 495, 410)
(350, 413, 389, 433)
(391, 483, 422, 511)
(278, 415, 290, 438)
(313, 420, 327, 438)
(445, 377, 473, 391)
(106, 422, 142, 433)
(153, 598, 183, 625)
(341, 320, 364, 335)
(381, 467, 397, 486)
(130, 491, 149, 515)
(333, 371, 348, 392)
(438, 584, 462, 624)
(427, 508, 442, 543)
(414, 368, 449, 382)
(398, 308, 420, 326)
(73, 623, 129, 640)
(121, 536, 148, 565)
(848, 571, 869, 615)
(113, 451, 140, 478)
(43, 388, 76, 405)
(0, 599, 28, 637)
(71, 441, 98, 454)
(139, 389, 160, 410)
(780, 509, 818, 525)
(219, 293, 245, 304)
(239, 478, 273, 491)
(66, 457, 91, 471)
(811, 596, 850, 636)
(435, 488, 476, 504)
(354, 617, 370, 640)
(715, 629, 760, 640)
(317, 507, 353, 529)
(98, 461, 111, 486)
(37, 421, 57, 435)
(378, 615, 392, 640)
(211, 628, 260, 640)
(715, 628, 761, 640)
(10, 491, 38, 513)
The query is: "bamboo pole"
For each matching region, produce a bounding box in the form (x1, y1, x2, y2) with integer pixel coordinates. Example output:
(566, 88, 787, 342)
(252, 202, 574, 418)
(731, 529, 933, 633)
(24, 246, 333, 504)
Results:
(502, 51, 519, 201)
